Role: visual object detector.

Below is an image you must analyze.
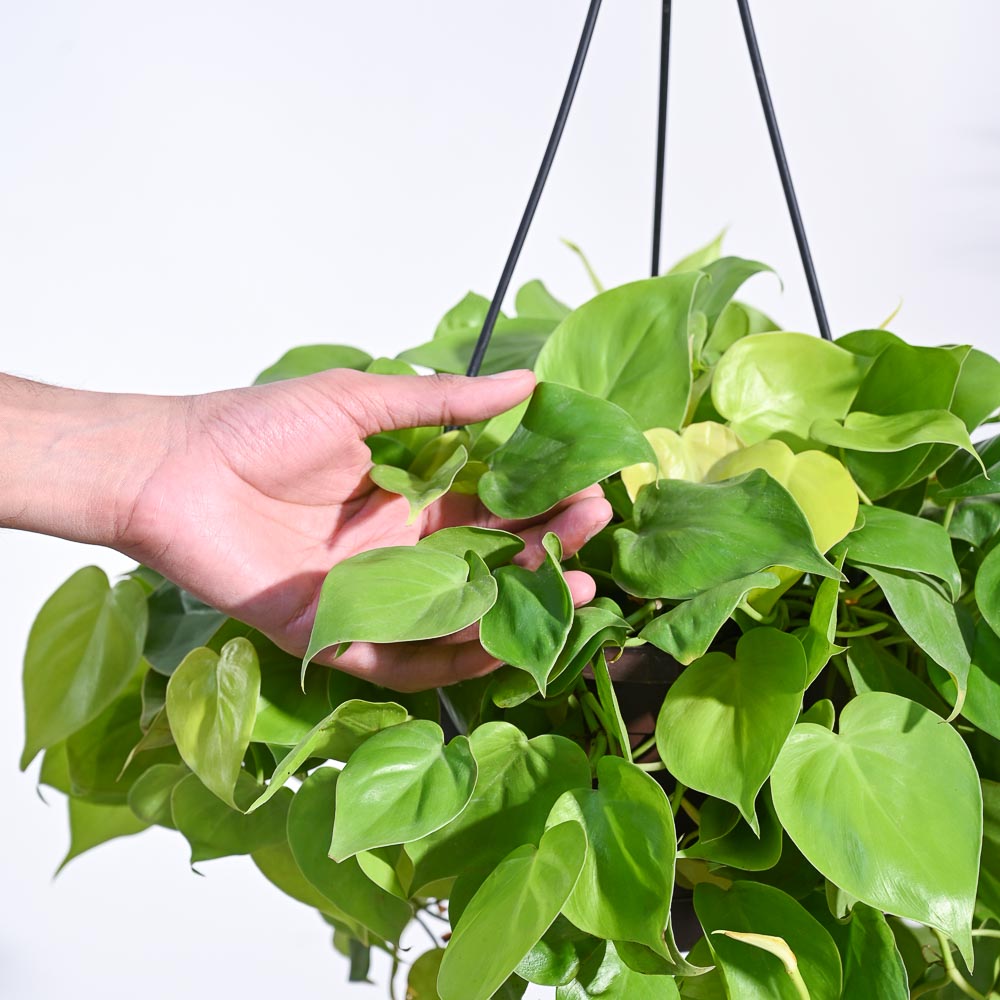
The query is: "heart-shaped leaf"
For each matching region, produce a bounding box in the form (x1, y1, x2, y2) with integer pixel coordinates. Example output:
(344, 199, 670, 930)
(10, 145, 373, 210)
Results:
(640, 572, 780, 664)
(545, 757, 676, 953)
(417, 526, 524, 567)
(613, 470, 839, 599)
(478, 382, 656, 519)
(370, 431, 469, 523)
(480, 533, 573, 694)
(166, 638, 260, 808)
(21, 567, 148, 769)
(516, 279, 571, 321)
(705, 440, 858, 552)
(287, 767, 412, 943)
(249, 699, 408, 812)
(406, 721, 591, 894)
(770, 691, 981, 963)
(533, 272, 701, 431)
(712, 333, 864, 444)
(304, 547, 497, 674)
(437, 822, 587, 1000)
(695, 881, 843, 1000)
(656, 628, 807, 830)
(329, 720, 477, 860)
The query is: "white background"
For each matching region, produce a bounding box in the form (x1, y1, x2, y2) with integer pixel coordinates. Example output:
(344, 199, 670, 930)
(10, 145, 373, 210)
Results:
(2, 2, 998, 997)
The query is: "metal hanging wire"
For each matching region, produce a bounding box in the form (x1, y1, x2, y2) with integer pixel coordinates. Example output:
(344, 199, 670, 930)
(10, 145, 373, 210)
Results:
(466, 0, 832, 379)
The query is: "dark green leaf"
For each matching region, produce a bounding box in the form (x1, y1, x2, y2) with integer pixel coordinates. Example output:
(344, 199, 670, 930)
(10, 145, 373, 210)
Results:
(613, 471, 839, 600)
(937, 434, 1000, 500)
(478, 382, 656, 520)
(845, 635, 948, 715)
(329, 721, 477, 861)
(557, 940, 681, 999)
(251, 639, 335, 746)
(771, 691, 981, 963)
(21, 567, 148, 769)
(928, 620, 1000, 739)
(515, 916, 600, 987)
(126, 762, 188, 828)
(143, 581, 226, 675)
(683, 787, 783, 872)
(417, 526, 524, 568)
(977, 544, 1000, 639)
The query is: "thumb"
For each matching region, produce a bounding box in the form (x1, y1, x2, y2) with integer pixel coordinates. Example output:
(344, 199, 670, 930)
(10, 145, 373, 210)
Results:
(332, 369, 536, 435)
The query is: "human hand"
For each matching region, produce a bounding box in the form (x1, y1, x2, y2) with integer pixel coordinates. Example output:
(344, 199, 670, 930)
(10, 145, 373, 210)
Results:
(108, 369, 611, 690)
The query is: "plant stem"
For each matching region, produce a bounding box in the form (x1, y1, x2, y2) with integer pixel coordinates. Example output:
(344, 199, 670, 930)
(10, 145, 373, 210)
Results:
(626, 599, 662, 628)
(582, 692, 617, 745)
(932, 928, 987, 1000)
(843, 576, 877, 602)
(788, 966, 812, 1000)
(737, 599, 766, 623)
(943, 498, 957, 531)
(414, 911, 442, 950)
(835, 622, 887, 638)
(669, 782, 687, 817)
(632, 733, 658, 759)
(637, 760, 666, 772)
(679, 797, 701, 824)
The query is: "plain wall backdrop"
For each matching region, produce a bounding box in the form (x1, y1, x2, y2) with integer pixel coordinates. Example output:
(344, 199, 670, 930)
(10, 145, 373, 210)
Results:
(2, 2, 998, 997)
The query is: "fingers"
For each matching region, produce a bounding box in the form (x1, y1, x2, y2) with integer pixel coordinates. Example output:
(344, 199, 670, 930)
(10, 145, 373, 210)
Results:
(327, 369, 536, 436)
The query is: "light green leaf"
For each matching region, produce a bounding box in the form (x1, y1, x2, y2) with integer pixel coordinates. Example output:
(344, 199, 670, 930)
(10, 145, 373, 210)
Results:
(976, 544, 1000, 639)
(407, 949, 446, 999)
(417, 526, 524, 568)
(640, 573, 780, 665)
(21, 567, 148, 769)
(798, 700, 836, 730)
(811, 409, 980, 458)
(771, 691, 982, 964)
(329, 720, 477, 861)
(166, 638, 260, 808)
(437, 822, 587, 1000)
(856, 564, 970, 719)
(478, 382, 656, 519)
(546, 600, 630, 694)
(287, 767, 412, 942)
(694, 257, 773, 331)
(546, 756, 676, 952)
(591, 650, 632, 761)
(58, 798, 149, 873)
(516, 279, 571, 321)
(695, 881, 842, 1000)
(936, 434, 1000, 500)
(433, 291, 493, 339)
(370, 432, 469, 523)
(252, 840, 358, 926)
(844, 505, 962, 600)
(929, 620, 1000, 739)
(701, 301, 778, 366)
(557, 940, 680, 999)
(712, 333, 865, 444)
(561, 239, 605, 293)
(845, 635, 947, 715)
(799, 554, 845, 685)
(516, 916, 600, 988)
(534, 272, 702, 431)
(170, 770, 290, 864)
(406, 722, 591, 893)
(127, 762, 189, 828)
(249, 699, 407, 812)
(480, 533, 573, 694)
(951, 347, 1000, 430)
(667, 230, 726, 275)
(705, 441, 858, 553)
(254, 344, 373, 384)
(682, 787, 783, 872)
(656, 629, 807, 830)
(304, 547, 497, 671)
(612, 471, 839, 600)
(250, 639, 335, 746)
(399, 317, 555, 376)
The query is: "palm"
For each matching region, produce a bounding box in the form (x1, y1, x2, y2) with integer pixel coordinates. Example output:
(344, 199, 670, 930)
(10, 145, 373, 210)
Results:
(122, 369, 610, 690)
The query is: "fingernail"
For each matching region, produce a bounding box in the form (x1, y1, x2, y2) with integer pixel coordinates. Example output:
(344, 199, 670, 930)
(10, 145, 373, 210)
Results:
(486, 370, 533, 380)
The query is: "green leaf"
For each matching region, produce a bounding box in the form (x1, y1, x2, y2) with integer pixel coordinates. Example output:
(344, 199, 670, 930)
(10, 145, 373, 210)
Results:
(480, 533, 573, 694)
(977, 544, 1000, 639)
(516, 279, 571, 321)
(656, 628, 806, 830)
(694, 257, 773, 331)
(21, 567, 148, 769)
(701, 301, 778, 366)
(936, 434, 1000, 500)
(406, 722, 592, 893)
(770, 691, 981, 964)
(254, 344, 373, 384)
(640, 573, 780, 665)
(165, 638, 260, 808)
(58, 798, 149, 873)
(143, 581, 226, 675)
(370, 432, 469, 523)
(433, 291, 493, 339)
(557, 941, 681, 1000)
(844, 505, 962, 600)
(478, 382, 656, 520)
(399, 317, 556, 376)
(407, 949, 446, 999)
(533, 272, 702, 431)
(417, 526, 524, 568)
(712, 333, 865, 444)
(170, 770, 290, 864)
(799, 556, 845, 685)
(546, 757, 676, 952)
(250, 699, 408, 812)
(668, 230, 726, 274)
(516, 917, 601, 987)
(437, 822, 587, 1000)
(952, 347, 1000, 429)
(845, 635, 947, 715)
(545, 600, 630, 694)
(682, 787, 783, 872)
(329, 720, 477, 861)
(695, 881, 843, 1000)
(811, 409, 980, 457)
(251, 639, 336, 746)
(705, 441, 859, 553)
(304, 548, 497, 671)
(127, 762, 189, 828)
(929, 619, 1000, 740)
(591, 650, 632, 761)
(979, 780, 1000, 920)
(613, 471, 839, 600)
(856, 564, 970, 719)
(287, 767, 412, 942)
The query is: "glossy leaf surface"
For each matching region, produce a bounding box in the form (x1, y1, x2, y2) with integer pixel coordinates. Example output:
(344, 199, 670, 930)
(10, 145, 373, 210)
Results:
(771, 692, 981, 962)
(479, 382, 656, 519)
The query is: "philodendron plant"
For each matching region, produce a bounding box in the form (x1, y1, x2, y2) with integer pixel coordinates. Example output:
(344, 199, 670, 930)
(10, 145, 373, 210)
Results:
(20, 236, 1000, 999)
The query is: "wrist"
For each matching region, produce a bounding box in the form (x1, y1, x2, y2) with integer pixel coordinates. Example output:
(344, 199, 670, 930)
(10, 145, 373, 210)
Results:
(0, 375, 180, 549)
